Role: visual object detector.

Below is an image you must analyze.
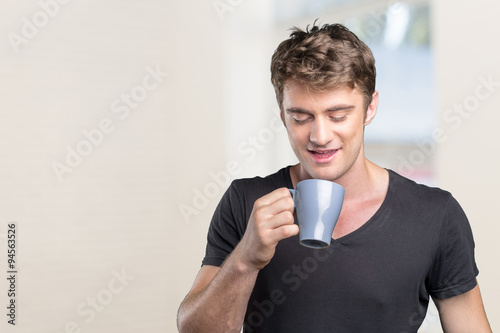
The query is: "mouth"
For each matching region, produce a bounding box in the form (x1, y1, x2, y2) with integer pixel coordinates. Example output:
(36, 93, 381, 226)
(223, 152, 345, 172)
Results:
(308, 149, 339, 163)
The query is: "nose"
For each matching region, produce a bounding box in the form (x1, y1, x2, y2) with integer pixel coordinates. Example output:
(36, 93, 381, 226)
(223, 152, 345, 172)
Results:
(310, 118, 333, 146)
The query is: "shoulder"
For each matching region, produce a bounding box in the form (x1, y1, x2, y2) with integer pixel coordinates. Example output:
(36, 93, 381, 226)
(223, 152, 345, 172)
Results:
(385, 170, 471, 244)
(388, 169, 453, 205)
(217, 166, 292, 218)
(230, 166, 292, 201)
(386, 170, 465, 220)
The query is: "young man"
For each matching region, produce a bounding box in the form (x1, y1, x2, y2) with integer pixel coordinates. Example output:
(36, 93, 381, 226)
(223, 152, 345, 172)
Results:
(177, 23, 491, 332)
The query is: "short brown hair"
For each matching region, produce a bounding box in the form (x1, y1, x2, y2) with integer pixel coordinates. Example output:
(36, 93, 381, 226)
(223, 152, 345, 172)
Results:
(271, 22, 376, 113)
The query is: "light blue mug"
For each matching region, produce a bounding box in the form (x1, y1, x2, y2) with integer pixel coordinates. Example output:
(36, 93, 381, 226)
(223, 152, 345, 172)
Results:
(289, 179, 345, 248)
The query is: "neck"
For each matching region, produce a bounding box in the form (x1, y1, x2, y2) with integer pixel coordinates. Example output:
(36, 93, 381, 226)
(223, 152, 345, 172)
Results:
(290, 157, 388, 204)
(335, 159, 387, 203)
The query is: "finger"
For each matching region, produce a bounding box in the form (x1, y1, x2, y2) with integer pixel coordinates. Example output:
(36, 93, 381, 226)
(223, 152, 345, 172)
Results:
(255, 187, 293, 207)
(252, 190, 294, 225)
(264, 194, 295, 217)
(266, 209, 295, 229)
(253, 199, 294, 231)
(267, 223, 299, 244)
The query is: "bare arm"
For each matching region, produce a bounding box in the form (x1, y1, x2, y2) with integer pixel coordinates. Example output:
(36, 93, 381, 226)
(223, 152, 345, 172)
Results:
(177, 257, 259, 333)
(177, 188, 299, 333)
(434, 283, 491, 332)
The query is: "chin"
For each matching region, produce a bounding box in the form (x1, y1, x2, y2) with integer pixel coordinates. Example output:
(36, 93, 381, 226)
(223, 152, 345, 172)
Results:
(302, 164, 342, 181)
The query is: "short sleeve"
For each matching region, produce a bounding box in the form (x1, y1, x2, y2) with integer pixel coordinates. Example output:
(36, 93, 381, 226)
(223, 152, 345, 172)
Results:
(201, 181, 246, 267)
(428, 195, 479, 299)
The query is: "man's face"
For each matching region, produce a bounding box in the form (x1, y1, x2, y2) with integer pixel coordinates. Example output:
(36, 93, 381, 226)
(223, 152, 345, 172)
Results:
(282, 80, 378, 182)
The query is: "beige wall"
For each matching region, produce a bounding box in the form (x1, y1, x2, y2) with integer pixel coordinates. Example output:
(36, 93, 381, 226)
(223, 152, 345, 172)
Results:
(0, 1, 226, 332)
(432, 0, 500, 330)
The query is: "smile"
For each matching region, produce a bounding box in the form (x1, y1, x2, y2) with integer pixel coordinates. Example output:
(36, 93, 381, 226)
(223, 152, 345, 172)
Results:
(308, 149, 339, 163)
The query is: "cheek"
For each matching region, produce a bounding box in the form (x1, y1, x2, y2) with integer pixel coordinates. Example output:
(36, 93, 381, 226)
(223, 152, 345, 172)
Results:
(340, 119, 365, 140)
(286, 126, 308, 143)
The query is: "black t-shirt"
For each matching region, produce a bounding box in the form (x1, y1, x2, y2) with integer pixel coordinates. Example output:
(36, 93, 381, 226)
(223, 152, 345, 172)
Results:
(202, 167, 478, 332)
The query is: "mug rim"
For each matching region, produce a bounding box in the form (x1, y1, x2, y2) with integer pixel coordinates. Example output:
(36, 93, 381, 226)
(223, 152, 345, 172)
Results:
(297, 178, 344, 188)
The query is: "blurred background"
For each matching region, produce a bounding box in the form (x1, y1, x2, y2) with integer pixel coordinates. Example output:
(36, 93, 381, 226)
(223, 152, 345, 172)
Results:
(0, 0, 498, 332)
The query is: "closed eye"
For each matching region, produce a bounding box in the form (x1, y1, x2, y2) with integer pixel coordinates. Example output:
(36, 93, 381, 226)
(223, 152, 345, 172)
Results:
(330, 115, 346, 122)
(286, 109, 313, 124)
(292, 116, 312, 124)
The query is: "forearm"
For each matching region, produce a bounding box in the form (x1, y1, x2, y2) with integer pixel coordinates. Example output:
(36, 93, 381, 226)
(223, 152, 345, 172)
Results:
(178, 247, 260, 333)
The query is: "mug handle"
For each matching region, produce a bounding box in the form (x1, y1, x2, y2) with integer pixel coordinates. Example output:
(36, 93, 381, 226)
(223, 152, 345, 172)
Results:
(288, 189, 296, 205)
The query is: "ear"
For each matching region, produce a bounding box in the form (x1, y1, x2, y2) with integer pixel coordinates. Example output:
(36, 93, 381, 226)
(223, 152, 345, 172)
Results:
(364, 91, 379, 126)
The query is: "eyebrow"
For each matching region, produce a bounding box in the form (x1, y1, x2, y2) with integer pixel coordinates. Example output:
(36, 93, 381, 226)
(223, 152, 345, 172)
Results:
(285, 107, 311, 114)
(285, 105, 355, 114)
(326, 105, 355, 112)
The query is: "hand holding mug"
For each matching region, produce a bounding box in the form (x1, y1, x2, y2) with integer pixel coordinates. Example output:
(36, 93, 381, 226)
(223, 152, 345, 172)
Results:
(236, 188, 299, 270)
